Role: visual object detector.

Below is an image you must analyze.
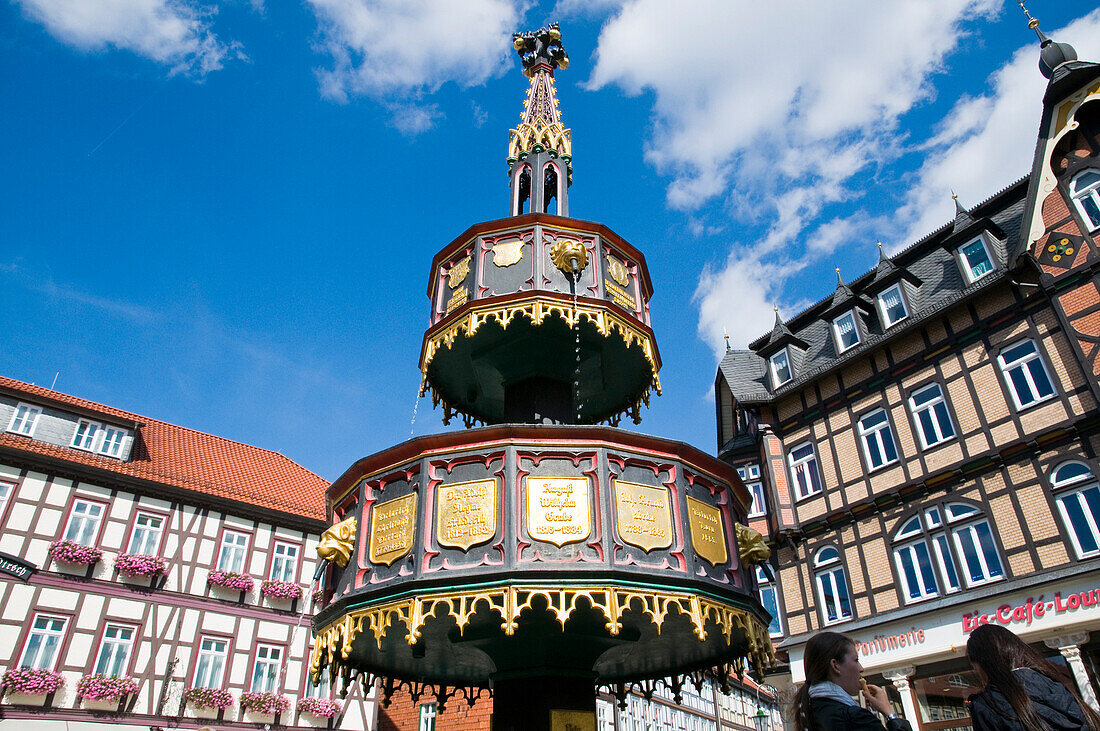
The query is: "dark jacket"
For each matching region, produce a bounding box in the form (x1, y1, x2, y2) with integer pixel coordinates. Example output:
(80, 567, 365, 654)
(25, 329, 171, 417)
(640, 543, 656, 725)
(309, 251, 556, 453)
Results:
(808, 697, 913, 731)
(968, 668, 1092, 731)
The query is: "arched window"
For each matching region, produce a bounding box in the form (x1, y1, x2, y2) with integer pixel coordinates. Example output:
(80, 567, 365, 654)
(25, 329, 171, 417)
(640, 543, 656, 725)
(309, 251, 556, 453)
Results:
(892, 501, 1004, 604)
(1071, 170, 1100, 232)
(542, 161, 560, 214)
(813, 547, 852, 624)
(1051, 461, 1100, 558)
(755, 566, 782, 637)
(512, 165, 532, 215)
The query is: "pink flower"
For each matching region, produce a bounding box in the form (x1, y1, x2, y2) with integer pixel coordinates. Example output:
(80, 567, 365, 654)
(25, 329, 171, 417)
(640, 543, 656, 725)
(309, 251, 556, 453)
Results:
(207, 570, 255, 592)
(76, 674, 138, 701)
(260, 580, 303, 601)
(1, 667, 65, 695)
(49, 539, 102, 566)
(115, 553, 168, 578)
(184, 686, 235, 709)
(239, 691, 291, 715)
(298, 696, 342, 718)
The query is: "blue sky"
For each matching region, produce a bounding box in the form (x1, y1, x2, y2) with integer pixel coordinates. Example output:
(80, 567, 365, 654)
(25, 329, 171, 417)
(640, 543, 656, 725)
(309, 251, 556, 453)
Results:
(2, 1, 1098, 481)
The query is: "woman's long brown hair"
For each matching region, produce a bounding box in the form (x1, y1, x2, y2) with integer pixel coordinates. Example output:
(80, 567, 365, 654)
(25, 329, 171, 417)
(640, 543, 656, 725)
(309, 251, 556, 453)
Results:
(790, 632, 857, 731)
(967, 624, 1100, 731)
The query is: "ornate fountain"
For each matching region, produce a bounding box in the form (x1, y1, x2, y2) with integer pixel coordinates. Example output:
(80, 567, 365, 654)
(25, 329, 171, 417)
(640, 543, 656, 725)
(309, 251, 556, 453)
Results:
(311, 24, 775, 731)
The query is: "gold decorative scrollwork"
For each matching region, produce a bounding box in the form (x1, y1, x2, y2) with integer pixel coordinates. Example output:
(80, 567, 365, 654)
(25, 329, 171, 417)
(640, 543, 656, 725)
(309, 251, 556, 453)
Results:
(550, 238, 589, 274)
(309, 583, 775, 684)
(317, 516, 358, 568)
(735, 523, 771, 566)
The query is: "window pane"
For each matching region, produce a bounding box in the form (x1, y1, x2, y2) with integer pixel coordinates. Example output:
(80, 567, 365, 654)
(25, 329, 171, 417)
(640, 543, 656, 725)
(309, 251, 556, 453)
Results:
(1025, 359, 1055, 399)
(933, 534, 960, 591)
(974, 522, 1004, 578)
(1061, 491, 1100, 555)
(1053, 462, 1092, 486)
(962, 240, 993, 279)
(933, 402, 955, 439)
(916, 543, 938, 595)
(898, 550, 921, 599)
(759, 585, 782, 636)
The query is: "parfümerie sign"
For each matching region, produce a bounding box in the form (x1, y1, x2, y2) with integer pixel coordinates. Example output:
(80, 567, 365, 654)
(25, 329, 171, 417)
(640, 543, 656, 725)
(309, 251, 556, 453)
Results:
(0, 552, 35, 581)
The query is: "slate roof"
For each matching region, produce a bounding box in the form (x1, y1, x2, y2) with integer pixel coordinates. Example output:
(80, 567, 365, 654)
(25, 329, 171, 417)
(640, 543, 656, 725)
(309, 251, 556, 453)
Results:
(0, 376, 327, 521)
(721, 176, 1029, 404)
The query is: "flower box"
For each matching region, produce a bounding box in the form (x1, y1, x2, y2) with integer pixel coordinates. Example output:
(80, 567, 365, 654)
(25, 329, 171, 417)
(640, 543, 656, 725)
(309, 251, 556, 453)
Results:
(115, 553, 168, 578)
(49, 539, 102, 566)
(260, 580, 303, 601)
(240, 691, 290, 715)
(76, 673, 138, 702)
(1, 667, 64, 696)
(207, 570, 254, 592)
(298, 696, 342, 718)
(184, 686, 234, 710)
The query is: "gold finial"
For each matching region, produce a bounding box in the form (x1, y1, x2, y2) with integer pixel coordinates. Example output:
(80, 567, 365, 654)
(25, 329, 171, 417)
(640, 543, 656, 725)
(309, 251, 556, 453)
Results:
(1018, 1, 1040, 30)
(723, 328, 730, 350)
(877, 241, 883, 250)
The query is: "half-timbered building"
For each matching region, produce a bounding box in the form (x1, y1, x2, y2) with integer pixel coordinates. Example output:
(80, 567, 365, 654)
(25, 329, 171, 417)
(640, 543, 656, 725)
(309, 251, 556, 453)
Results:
(0, 375, 378, 729)
(715, 24, 1100, 731)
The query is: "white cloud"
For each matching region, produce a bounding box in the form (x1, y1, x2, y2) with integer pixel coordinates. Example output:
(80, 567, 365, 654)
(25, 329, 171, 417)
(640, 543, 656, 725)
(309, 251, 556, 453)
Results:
(308, 0, 523, 131)
(898, 10, 1100, 244)
(15, 0, 235, 75)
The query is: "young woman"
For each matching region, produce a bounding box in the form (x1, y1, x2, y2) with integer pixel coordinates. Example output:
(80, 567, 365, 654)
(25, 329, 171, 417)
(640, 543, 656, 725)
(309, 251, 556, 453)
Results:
(791, 632, 911, 731)
(966, 624, 1100, 731)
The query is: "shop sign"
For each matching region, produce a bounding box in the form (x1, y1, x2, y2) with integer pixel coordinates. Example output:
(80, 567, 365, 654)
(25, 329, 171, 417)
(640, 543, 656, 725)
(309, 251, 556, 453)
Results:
(857, 628, 927, 659)
(962, 589, 1100, 632)
(0, 552, 36, 581)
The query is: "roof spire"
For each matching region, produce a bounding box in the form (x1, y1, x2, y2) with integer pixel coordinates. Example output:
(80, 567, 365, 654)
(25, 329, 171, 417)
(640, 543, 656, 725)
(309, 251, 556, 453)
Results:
(877, 241, 887, 262)
(507, 23, 573, 216)
(773, 306, 782, 326)
(835, 267, 845, 288)
(1018, 0, 1077, 79)
(723, 328, 730, 351)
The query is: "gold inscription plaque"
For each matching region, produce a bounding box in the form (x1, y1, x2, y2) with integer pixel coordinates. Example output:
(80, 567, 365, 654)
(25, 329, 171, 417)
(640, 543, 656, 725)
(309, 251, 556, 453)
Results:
(613, 480, 672, 552)
(606, 282, 636, 311)
(436, 478, 497, 550)
(525, 476, 591, 547)
(606, 256, 629, 287)
(551, 710, 596, 731)
(686, 496, 727, 566)
(445, 287, 469, 314)
(369, 493, 417, 566)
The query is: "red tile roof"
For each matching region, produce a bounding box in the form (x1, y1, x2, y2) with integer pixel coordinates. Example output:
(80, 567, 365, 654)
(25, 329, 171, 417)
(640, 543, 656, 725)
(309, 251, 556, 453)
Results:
(0, 376, 327, 522)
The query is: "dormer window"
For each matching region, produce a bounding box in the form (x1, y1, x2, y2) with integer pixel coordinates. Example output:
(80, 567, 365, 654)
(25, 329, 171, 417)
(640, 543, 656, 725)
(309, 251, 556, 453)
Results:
(72, 420, 100, 450)
(1071, 170, 1100, 232)
(877, 284, 909, 329)
(832, 311, 861, 353)
(957, 236, 995, 284)
(769, 349, 792, 387)
(7, 403, 41, 436)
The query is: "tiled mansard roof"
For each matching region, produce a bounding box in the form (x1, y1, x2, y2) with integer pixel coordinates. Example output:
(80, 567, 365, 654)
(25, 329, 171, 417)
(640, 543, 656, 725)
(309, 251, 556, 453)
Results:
(0, 375, 328, 522)
(719, 176, 1030, 405)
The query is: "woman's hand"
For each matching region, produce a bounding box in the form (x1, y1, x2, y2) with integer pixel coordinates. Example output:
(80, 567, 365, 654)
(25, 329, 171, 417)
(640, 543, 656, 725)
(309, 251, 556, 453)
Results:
(861, 684, 895, 717)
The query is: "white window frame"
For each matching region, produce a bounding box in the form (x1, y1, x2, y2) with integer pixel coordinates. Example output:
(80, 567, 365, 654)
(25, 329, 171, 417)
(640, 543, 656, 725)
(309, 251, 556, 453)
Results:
(419, 702, 438, 731)
(813, 548, 852, 625)
(216, 530, 250, 573)
(755, 566, 783, 638)
(769, 349, 792, 388)
(72, 419, 101, 451)
(0, 480, 13, 519)
(788, 442, 823, 500)
(99, 427, 127, 458)
(19, 614, 67, 670)
(304, 665, 332, 698)
(876, 284, 909, 329)
(127, 512, 164, 555)
(956, 236, 996, 284)
(858, 409, 899, 470)
(832, 311, 861, 353)
(1051, 462, 1100, 559)
(63, 498, 105, 546)
(93, 623, 136, 676)
(1070, 169, 1100, 232)
(193, 636, 228, 689)
(7, 402, 42, 437)
(737, 464, 765, 517)
(250, 644, 283, 693)
(948, 512, 1004, 588)
(893, 537, 940, 603)
(997, 339, 1056, 410)
(269, 541, 299, 583)
(909, 383, 955, 449)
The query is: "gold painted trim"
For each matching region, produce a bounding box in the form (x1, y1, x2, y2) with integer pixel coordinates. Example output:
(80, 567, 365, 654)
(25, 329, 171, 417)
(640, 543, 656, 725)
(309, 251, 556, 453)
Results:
(436, 478, 498, 551)
(420, 295, 661, 394)
(369, 493, 418, 566)
(310, 583, 776, 682)
(686, 497, 728, 566)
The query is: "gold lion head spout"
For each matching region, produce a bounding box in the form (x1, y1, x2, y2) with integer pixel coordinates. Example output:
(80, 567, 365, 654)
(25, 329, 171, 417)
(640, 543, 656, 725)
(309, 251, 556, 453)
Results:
(735, 522, 771, 566)
(317, 516, 357, 568)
